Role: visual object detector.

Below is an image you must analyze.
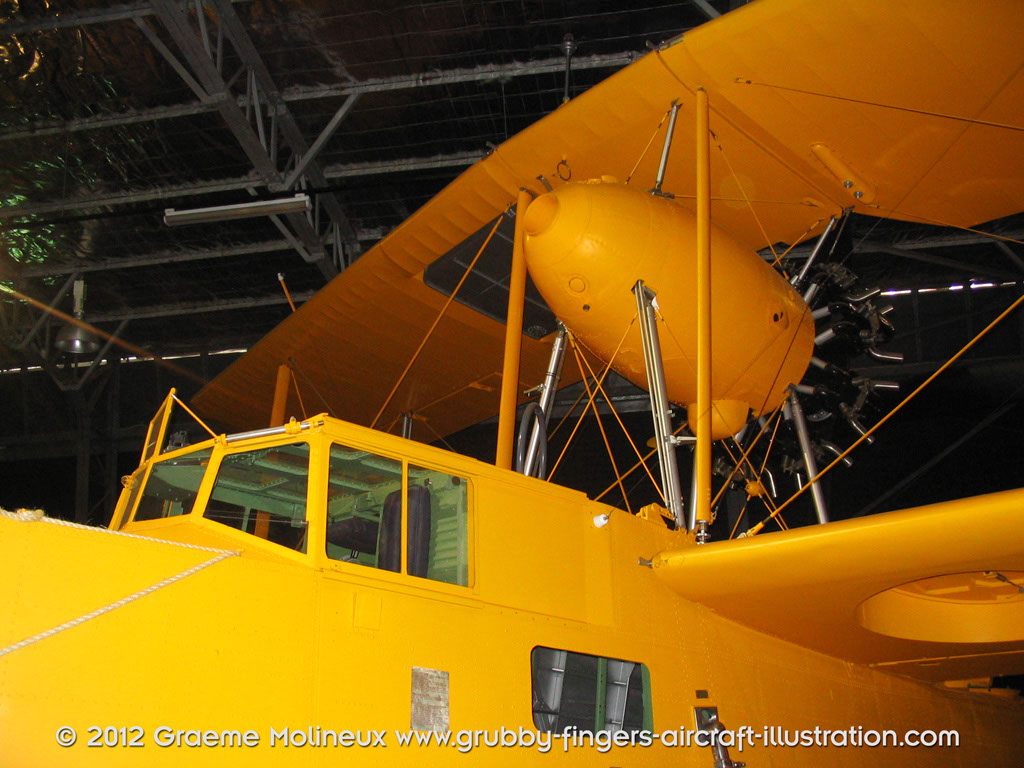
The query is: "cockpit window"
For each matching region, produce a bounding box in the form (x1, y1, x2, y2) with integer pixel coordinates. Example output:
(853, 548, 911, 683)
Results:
(325, 444, 403, 571)
(409, 465, 469, 587)
(203, 443, 310, 553)
(132, 448, 213, 524)
(324, 444, 470, 587)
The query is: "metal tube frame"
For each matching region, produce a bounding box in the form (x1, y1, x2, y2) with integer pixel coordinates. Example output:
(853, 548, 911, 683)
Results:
(652, 101, 680, 195)
(785, 388, 829, 524)
(523, 325, 568, 476)
(633, 281, 686, 528)
(791, 214, 838, 288)
(693, 87, 713, 542)
(226, 418, 321, 444)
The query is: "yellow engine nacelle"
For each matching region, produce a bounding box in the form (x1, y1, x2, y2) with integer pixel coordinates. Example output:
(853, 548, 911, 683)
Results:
(522, 181, 814, 439)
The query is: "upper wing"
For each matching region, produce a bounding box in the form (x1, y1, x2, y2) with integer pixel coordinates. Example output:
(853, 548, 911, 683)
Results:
(652, 489, 1024, 683)
(192, 0, 1024, 435)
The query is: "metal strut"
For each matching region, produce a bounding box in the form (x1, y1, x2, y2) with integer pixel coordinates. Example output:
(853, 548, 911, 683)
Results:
(791, 214, 838, 289)
(633, 281, 687, 527)
(522, 325, 568, 477)
(785, 387, 829, 524)
(652, 101, 681, 195)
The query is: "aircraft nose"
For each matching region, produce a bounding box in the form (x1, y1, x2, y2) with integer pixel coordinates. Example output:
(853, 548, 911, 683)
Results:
(522, 192, 559, 236)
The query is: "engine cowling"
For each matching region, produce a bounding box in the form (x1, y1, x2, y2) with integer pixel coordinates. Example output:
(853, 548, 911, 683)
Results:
(522, 180, 814, 440)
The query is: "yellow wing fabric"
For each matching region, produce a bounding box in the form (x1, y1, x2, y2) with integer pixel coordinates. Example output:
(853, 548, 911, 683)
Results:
(664, 0, 1024, 228)
(652, 489, 1024, 684)
(193, 0, 1024, 435)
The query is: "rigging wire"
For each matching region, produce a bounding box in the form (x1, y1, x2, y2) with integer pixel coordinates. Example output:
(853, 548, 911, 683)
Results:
(546, 321, 634, 484)
(594, 421, 689, 504)
(728, 496, 750, 539)
(711, 131, 781, 265)
(709, 408, 780, 508)
(547, 385, 590, 442)
(736, 77, 1024, 134)
(289, 365, 308, 420)
(719, 438, 787, 530)
(570, 324, 664, 499)
(418, 416, 460, 454)
(625, 107, 670, 185)
(370, 212, 505, 429)
(288, 356, 338, 418)
(0, 284, 206, 385)
(570, 339, 632, 513)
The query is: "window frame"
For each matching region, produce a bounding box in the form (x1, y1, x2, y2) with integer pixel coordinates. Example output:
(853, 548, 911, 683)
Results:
(190, 437, 314, 557)
(320, 441, 475, 592)
(530, 646, 653, 735)
(119, 438, 218, 530)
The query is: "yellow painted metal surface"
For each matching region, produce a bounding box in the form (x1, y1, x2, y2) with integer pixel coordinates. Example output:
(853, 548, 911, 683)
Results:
(694, 88, 713, 523)
(495, 189, 532, 469)
(522, 181, 813, 431)
(652, 488, 1024, 682)
(11, 1, 1024, 762)
(2, 415, 1023, 766)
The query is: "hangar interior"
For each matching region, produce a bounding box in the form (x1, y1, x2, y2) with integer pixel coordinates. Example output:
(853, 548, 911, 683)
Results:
(2, 0, 1023, 531)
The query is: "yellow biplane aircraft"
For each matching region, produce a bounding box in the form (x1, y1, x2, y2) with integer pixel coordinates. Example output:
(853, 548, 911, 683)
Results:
(2, 0, 1023, 765)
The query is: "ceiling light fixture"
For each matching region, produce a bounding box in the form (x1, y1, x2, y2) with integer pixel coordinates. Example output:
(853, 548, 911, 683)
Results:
(163, 194, 311, 226)
(55, 278, 101, 355)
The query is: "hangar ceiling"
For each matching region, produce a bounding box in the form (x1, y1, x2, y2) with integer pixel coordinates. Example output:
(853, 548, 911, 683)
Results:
(3, 0, 1022, 364)
(0, 0, 722, 363)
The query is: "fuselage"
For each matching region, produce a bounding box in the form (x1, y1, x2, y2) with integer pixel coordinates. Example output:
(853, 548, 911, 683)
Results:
(1, 412, 1021, 766)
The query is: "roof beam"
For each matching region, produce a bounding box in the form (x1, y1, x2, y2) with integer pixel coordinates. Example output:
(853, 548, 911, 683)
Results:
(0, 52, 636, 143)
(0, 151, 481, 219)
(85, 291, 315, 323)
(855, 240, 1020, 282)
(995, 241, 1024, 274)
(0, 2, 153, 35)
(149, 0, 340, 277)
(280, 95, 360, 191)
(18, 240, 293, 277)
(0, 0, 251, 35)
(208, 0, 358, 257)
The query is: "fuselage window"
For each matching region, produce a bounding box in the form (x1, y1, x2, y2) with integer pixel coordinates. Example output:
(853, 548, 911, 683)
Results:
(531, 647, 652, 735)
(132, 448, 213, 524)
(203, 442, 310, 553)
(408, 465, 469, 587)
(325, 444, 403, 571)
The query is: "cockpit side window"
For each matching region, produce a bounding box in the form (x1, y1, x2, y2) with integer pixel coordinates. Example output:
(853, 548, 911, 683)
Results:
(132, 448, 213, 524)
(408, 465, 469, 587)
(325, 444, 403, 571)
(203, 442, 310, 553)
(324, 444, 470, 587)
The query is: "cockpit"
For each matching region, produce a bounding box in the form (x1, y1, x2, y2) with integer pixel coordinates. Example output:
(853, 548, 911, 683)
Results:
(115, 405, 470, 589)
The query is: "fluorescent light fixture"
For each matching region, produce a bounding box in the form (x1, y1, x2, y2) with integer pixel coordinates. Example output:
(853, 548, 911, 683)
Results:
(164, 194, 311, 226)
